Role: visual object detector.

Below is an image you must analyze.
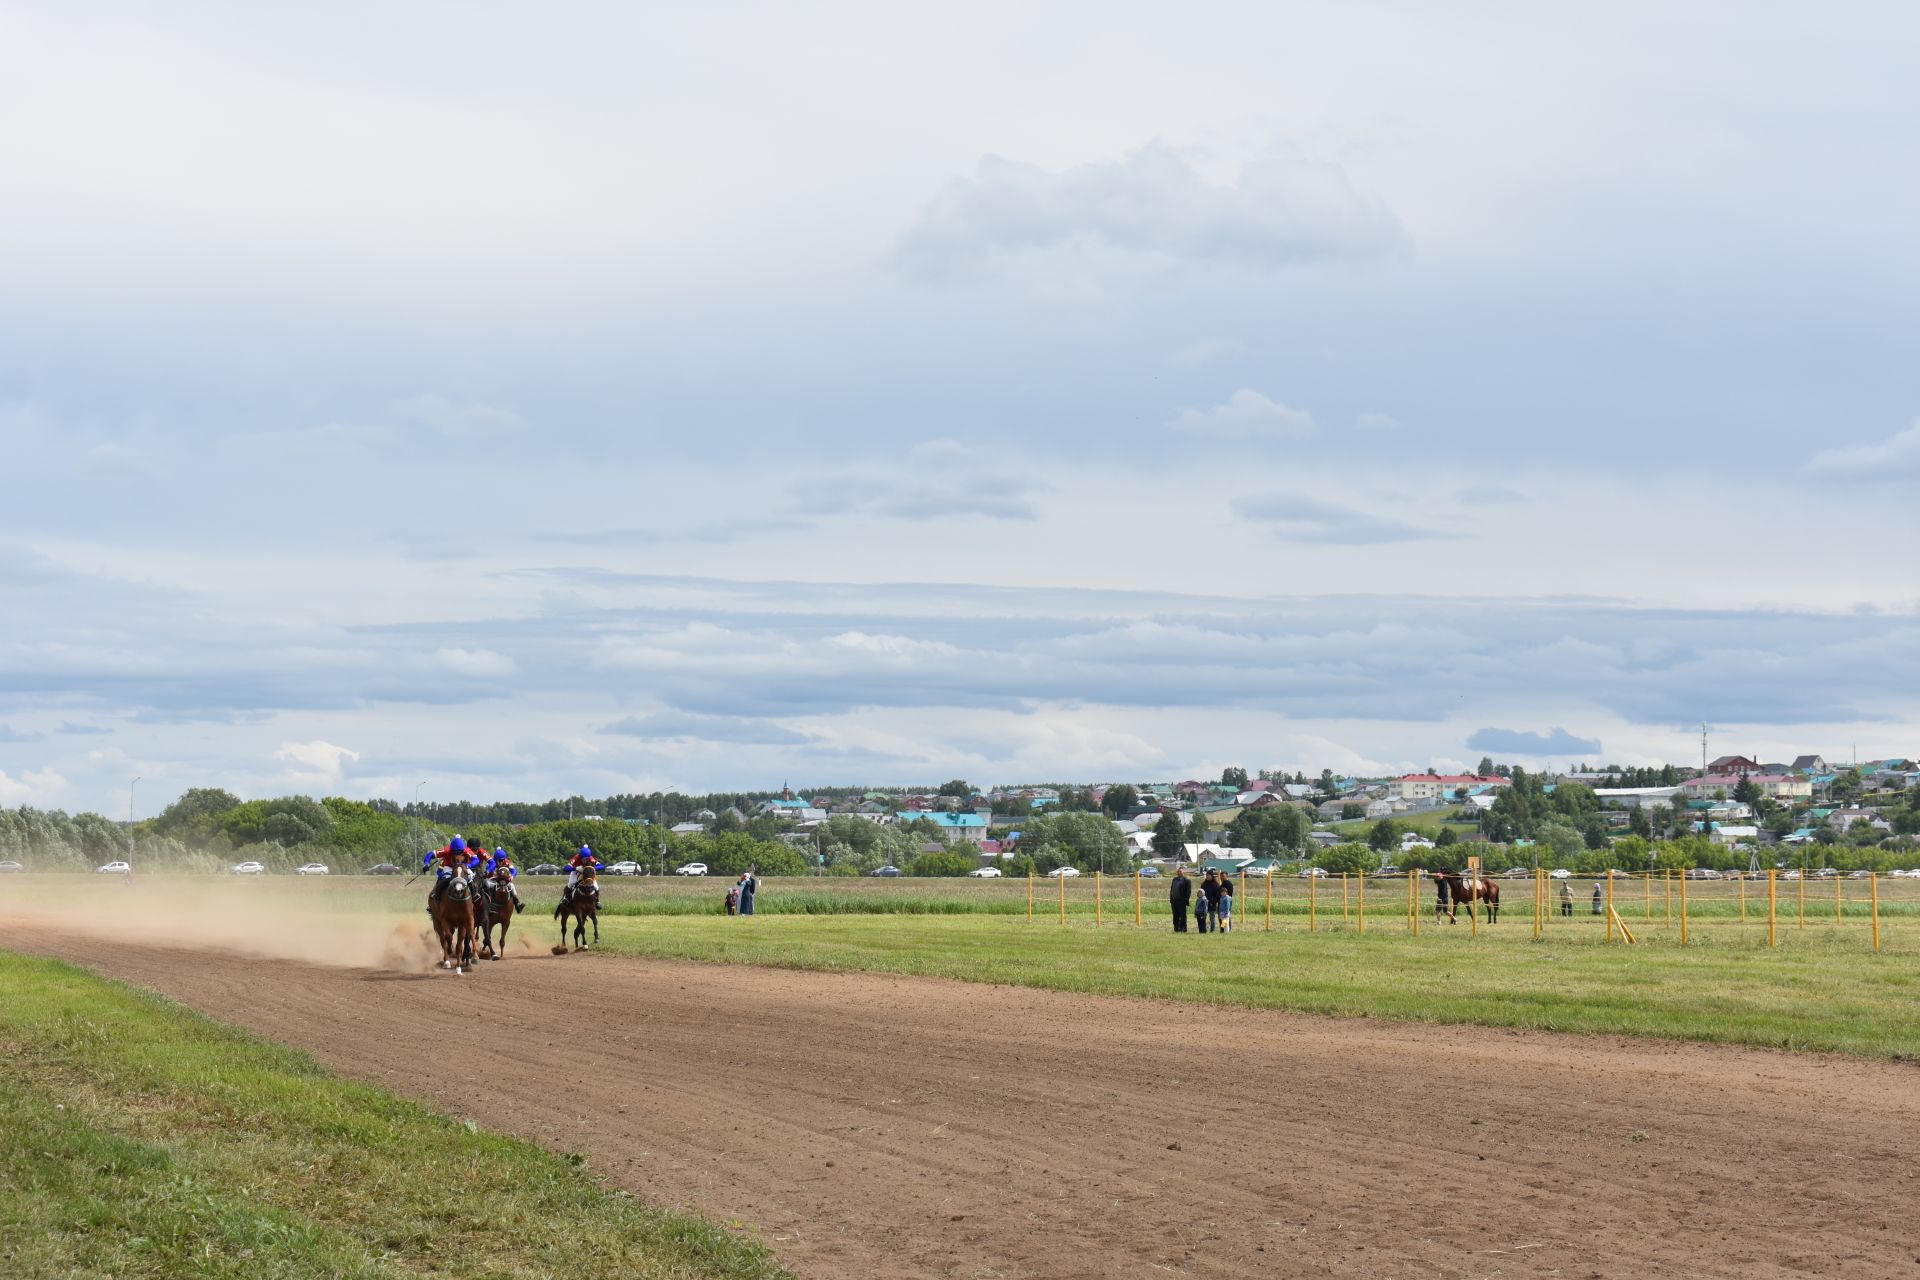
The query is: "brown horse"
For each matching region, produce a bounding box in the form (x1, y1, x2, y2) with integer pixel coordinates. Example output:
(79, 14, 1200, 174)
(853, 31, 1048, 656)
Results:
(429, 864, 479, 971)
(552, 867, 600, 953)
(477, 871, 517, 960)
(1436, 870, 1501, 925)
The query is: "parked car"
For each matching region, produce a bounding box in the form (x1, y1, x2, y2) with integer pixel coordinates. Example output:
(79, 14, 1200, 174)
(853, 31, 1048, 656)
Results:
(229, 861, 266, 875)
(1297, 867, 1328, 878)
(869, 865, 902, 877)
(1371, 865, 1402, 878)
(365, 863, 402, 876)
(1847, 869, 1873, 879)
(1046, 866, 1080, 878)
(1684, 868, 1721, 880)
(296, 862, 329, 876)
(0, 860, 23, 873)
(1782, 869, 1802, 880)
(1549, 869, 1572, 879)
(96, 861, 132, 874)
(1137, 865, 1162, 877)
(606, 860, 641, 876)
(968, 866, 1003, 878)
(1502, 867, 1530, 878)
(674, 862, 708, 876)
(527, 863, 563, 876)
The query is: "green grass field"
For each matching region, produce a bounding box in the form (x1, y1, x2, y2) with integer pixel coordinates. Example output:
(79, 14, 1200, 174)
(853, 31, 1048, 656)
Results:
(0, 951, 792, 1280)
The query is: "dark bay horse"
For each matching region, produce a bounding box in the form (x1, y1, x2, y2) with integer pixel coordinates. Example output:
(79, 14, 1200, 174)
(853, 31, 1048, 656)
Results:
(429, 864, 479, 972)
(1436, 871, 1500, 925)
(477, 871, 517, 960)
(553, 867, 600, 953)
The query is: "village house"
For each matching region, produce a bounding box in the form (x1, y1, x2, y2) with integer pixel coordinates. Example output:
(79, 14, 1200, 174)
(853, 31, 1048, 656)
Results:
(1678, 773, 1811, 802)
(1395, 773, 1510, 801)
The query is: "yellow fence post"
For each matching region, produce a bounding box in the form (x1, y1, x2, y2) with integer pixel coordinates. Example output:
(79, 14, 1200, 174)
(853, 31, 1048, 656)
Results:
(1095, 870, 1102, 927)
(1605, 872, 1615, 942)
(1357, 868, 1366, 935)
(1532, 869, 1542, 941)
(1309, 871, 1317, 932)
(1767, 870, 1776, 948)
(1411, 869, 1420, 938)
(1027, 871, 1034, 921)
(1264, 871, 1272, 932)
(1870, 872, 1880, 951)
(1798, 867, 1806, 930)
(1679, 869, 1689, 945)
(1405, 870, 1413, 932)
(1665, 869, 1673, 927)
(1134, 870, 1142, 927)
(1644, 869, 1652, 925)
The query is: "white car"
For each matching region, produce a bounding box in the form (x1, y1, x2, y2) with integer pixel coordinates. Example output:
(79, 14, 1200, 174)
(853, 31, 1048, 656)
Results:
(606, 860, 641, 876)
(1549, 869, 1572, 879)
(230, 861, 266, 875)
(1297, 867, 1328, 878)
(1046, 866, 1081, 877)
(96, 861, 132, 874)
(674, 862, 708, 876)
(968, 867, 1003, 878)
(296, 862, 329, 876)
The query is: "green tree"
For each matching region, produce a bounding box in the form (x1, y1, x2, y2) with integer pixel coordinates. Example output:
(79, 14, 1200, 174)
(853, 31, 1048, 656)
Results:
(1184, 810, 1210, 842)
(1150, 814, 1186, 861)
(1227, 805, 1306, 858)
(911, 848, 978, 876)
(1476, 756, 1495, 777)
(1220, 766, 1249, 790)
(152, 788, 241, 844)
(1313, 842, 1373, 875)
(1100, 784, 1138, 817)
(1341, 803, 1364, 820)
(937, 779, 973, 799)
(1367, 819, 1398, 852)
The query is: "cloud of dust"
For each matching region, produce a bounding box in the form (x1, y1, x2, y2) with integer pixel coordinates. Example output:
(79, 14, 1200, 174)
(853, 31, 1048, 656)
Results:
(0, 878, 541, 970)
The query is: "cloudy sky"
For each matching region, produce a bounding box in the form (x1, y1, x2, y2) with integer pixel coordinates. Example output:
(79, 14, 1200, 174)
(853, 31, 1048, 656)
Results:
(3, 2, 1917, 814)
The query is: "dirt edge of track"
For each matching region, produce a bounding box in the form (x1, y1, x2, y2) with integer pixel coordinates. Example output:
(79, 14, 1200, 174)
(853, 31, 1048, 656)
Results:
(8, 927, 1918, 1280)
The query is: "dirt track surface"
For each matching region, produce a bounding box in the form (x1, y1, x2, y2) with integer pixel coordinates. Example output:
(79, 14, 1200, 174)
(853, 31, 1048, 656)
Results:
(10, 930, 1919, 1279)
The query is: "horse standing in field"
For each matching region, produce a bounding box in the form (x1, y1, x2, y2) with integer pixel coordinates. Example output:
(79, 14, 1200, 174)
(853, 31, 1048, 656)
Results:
(1436, 871, 1500, 925)
(477, 870, 517, 960)
(429, 863, 479, 972)
(553, 866, 601, 953)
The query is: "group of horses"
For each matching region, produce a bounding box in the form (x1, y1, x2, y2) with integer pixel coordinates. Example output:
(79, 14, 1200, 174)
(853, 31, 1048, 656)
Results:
(426, 864, 603, 972)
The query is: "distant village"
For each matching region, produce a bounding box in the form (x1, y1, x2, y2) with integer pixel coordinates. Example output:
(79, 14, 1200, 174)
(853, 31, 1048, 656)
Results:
(646, 752, 1920, 876)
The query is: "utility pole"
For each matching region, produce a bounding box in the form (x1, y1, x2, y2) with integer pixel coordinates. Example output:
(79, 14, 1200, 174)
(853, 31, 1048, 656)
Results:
(1701, 723, 1708, 775)
(413, 781, 426, 866)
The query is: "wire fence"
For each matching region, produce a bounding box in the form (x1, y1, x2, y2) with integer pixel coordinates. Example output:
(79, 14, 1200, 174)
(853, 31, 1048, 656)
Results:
(1009, 868, 1913, 950)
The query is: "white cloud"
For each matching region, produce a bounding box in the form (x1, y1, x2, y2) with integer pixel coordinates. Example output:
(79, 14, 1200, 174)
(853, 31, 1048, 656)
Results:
(1171, 390, 1317, 439)
(896, 143, 1404, 282)
(1355, 412, 1401, 431)
(1805, 419, 1920, 480)
(0, 767, 69, 806)
(1234, 492, 1446, 544)
(273, 740, 358, 779)
(435, 647, 517, 678)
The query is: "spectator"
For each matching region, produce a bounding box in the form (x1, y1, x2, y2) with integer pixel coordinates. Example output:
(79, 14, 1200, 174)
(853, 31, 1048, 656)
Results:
(1201, 869, 1225, 933)
(1560, 881, 1573, 917)
(737, 869, 758, 916)
(1195, 870, 1214, 934)
(1169, 867, 1192, 933)
(1216, 874, 1234, 933)
(1591, 883, 1604, 916)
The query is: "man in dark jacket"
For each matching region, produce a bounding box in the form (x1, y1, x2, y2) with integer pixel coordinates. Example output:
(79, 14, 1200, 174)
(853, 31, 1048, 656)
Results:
(1169, 867, 1193, 932)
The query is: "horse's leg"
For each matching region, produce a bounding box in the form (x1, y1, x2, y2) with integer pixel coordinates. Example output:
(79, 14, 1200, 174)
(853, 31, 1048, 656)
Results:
(590, 911, 599, 945)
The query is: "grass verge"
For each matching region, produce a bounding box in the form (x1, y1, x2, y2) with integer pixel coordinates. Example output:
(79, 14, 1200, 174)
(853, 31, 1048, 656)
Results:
(0, 950, 790, 1280)
(578, 913, 1920, 1060)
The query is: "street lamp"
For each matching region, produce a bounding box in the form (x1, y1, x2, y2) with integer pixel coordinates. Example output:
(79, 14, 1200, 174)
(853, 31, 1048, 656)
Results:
(128, 776, 141, 861)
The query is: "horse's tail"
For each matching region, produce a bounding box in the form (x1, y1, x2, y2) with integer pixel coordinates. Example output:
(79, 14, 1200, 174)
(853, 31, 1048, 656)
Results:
(551, 900, 563, 920)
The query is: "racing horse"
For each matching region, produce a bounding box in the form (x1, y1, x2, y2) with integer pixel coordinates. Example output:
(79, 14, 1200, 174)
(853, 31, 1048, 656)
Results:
(1436, 870, 1500, 925)
(429, 862, 479, 972)
(552, 865, 601, 953)
(476, 869, 517, 960)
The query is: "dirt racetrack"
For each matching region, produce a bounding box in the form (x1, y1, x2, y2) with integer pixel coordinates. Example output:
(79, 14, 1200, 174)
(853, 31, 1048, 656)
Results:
(10, 927, 1919, 1279)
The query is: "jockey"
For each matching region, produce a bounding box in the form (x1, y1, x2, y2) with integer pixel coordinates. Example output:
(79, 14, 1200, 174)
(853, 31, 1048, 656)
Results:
(487, 846, 526, 911)
(564, 844, 603, 905)
(426, 835, 471, 903)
